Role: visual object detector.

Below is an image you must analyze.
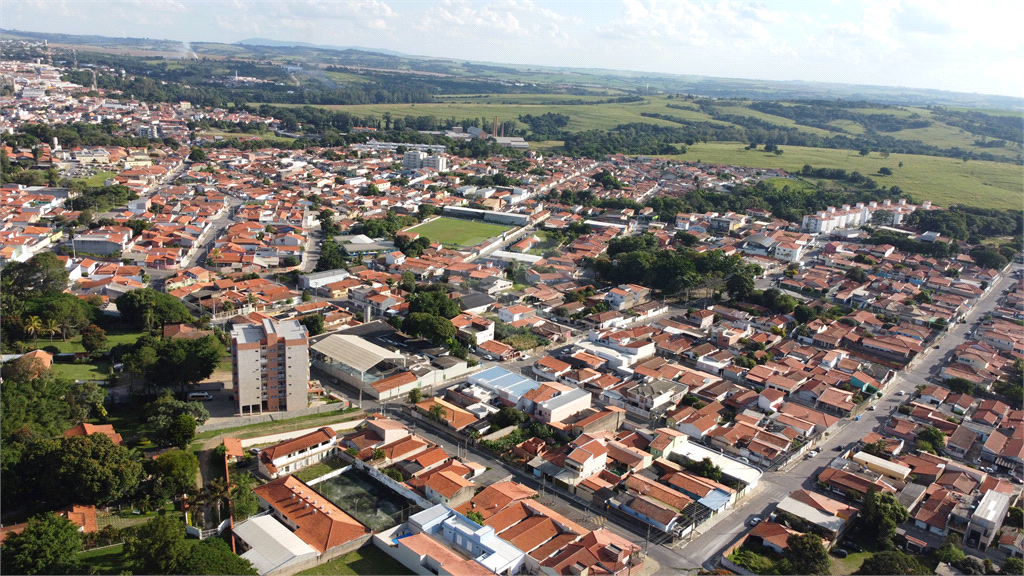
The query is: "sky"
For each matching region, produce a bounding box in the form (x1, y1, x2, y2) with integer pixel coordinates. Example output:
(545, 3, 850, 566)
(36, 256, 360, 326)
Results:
(3, 0, 1022, 97)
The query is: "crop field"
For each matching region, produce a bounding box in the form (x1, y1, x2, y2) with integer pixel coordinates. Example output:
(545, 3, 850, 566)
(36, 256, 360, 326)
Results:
(407, 217, 513, 246)
(656, 141, 1023, 210)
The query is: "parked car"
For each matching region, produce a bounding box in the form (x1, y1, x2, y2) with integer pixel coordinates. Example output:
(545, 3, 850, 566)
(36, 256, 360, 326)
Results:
(749, 517, 762, 527)
(834, 549, 849, 558)
(869, 406, 876, 411)
(897, 390, 906, 396)
(188, 391, 213, 401)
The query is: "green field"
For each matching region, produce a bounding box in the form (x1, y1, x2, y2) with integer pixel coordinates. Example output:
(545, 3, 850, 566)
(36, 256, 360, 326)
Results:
(655, 141, 1023, 210)
(78, 544, 127, 575)
(75, 171, 117, 187)
(297, 545, 414, 576)
(42, 327, 149, 354)
(50, 359, 111, 381)
(407, 217, 513, 246)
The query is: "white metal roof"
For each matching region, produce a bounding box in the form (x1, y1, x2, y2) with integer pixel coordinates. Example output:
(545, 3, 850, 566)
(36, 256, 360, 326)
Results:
(311, 334, 404, 373)
(234, 515, 317, 575)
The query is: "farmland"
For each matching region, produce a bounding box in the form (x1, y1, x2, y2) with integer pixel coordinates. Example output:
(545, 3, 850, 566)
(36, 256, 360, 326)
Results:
(656, 142, 1023, 210)
(407, 217, 513, 247)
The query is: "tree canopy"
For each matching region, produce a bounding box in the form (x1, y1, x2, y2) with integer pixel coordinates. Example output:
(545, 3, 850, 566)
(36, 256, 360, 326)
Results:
(785, 533, 830, 576)
(862, 489, 909, 550)
(855, 550, 927, 575)
(0, 252, 69, 298)
(115, 288, 193, 330)
(20, 433, 143, 506)
(179, 538, 258, 575)
(0, 513, 83, 575)
(124, 515, 191, 575)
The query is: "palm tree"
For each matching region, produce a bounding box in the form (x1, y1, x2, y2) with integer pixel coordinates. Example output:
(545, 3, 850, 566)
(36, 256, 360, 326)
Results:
(428, 403, 447, 422)
(44, 318, 59, 343)
(205, 478, 231, 525)
(24, 316, 42, 345)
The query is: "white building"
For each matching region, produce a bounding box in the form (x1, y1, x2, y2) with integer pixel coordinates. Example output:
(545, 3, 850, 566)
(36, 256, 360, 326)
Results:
(231, 319, 309, 414)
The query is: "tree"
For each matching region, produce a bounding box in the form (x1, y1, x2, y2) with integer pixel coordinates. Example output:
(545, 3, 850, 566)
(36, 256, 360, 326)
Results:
(167, 413, 197, 450)
(855, 551, 927, 575)
(80, 324, 107, 353)
(1008, 506, 1023, 529)
(0, 513, 83, 575)
(493, 406, 528, 428)
(408, 290, 462, 319)
(1001, 557, 1023, 575)
(917, 426, 946, 450)
(179, 537, 258, 575)
(935, 541, 966, 564)
(793, 304, 818, 324)
(24, 315, 43, 345)
(204, 477, 231, 524)
(144, 391, 211, 444)
(1, 252, 70, 298)
(408, 387, 423, 404)
(404, 312, 456, 346)
(785, 533, 830, 576)
(124, 515, 190, 575)
(188, 147, 207, 162)
(299, 313, 326, 336)
(686, 457, 722, 482)
(946, 377, 975, 395)
(21, 433, 143, 506)
(862, 489, 909, 550)
(231, 473, 260, 523)
(429, 403, 447, 422)
(371, 448, 386, 460)
(399, 271, 416, 292)
(151, 449, 199, 501)
(144, 336, 225, 394)
(466, 511, 485, 525)
(115, 288, 193, 330)
(726, 273, 755, 302)
(43, 318, 60, 343)
(282, 255, 300, 267)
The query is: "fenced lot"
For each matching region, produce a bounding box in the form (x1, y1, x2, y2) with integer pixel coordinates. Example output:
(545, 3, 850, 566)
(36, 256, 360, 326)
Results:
(407, 217, 512, 247)
(316, 470, 412, 532)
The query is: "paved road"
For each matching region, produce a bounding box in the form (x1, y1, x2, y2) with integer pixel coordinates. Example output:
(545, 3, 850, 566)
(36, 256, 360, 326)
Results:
(671, 263, 1023, 569)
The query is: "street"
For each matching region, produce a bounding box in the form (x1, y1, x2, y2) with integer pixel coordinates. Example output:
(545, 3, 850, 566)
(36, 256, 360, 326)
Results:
(670, 262, 1023, 570)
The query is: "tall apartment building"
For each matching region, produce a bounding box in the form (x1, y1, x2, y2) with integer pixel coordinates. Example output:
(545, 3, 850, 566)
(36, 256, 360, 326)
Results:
(231, 319, 309, 414)
(403, 150, 448, 172)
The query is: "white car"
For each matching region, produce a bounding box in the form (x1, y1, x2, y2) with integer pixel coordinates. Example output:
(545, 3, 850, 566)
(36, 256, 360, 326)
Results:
(897, 390, 906, 396)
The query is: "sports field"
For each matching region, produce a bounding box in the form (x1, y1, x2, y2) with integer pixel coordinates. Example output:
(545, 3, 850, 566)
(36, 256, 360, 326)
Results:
(407, 217, 512, 246)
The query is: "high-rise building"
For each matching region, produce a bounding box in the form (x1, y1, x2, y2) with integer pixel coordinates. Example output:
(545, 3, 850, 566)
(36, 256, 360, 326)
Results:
(422, 155, 448, 172)
(231, 319, 309, 414)
(402, 150, 426, 169)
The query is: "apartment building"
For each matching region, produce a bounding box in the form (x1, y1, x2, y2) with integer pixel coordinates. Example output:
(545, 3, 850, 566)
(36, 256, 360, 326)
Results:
(231, 319, 309, 414)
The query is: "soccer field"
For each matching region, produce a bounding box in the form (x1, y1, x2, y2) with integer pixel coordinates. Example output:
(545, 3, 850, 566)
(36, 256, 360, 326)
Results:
(408, 217, 513, 246)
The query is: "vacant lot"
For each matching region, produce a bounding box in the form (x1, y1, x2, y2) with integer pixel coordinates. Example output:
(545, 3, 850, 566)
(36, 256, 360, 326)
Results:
(408, 217, 512, 247)
(44, 327, 148, 354)
(297, 545, 413, 575)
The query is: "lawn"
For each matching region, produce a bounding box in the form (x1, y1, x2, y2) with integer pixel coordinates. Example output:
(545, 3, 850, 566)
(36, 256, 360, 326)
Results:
(41, 327, 149, 354)
(50, 358, 111, 381)
(294, 455, 346, 483)
(832, 550, 872, 575)
(298, 545, 413, 575)
(75, 170, 117, 188)
(78, 544, 127, 575)
(406, 217, 513, 247)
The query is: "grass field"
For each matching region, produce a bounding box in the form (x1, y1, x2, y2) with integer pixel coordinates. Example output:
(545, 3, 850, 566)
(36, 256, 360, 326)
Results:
(656, 141, 1023, 210)
(42, 327, 148, 354)
(407, 217, 513, 246)
(50, 359, 110, 381)
(76, 170, 117, 187)
(78, 544, 127, 575)
(297, 545, 413, 575)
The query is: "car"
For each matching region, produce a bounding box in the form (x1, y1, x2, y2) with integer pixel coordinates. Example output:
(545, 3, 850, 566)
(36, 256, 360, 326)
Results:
(843, 542, 864, 552)
(249, 447, 260, 455)
(834, 446, 844, 451)
(188, 391, 213, 401)
(869, 405, 877, 411)
(749, 517, 762, 527)
(833, 549, 849, 558)
(897, 390, 906, 396)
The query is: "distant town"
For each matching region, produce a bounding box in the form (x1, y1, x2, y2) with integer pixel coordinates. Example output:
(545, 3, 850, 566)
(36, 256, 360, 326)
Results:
(1, 47, 1022, 576)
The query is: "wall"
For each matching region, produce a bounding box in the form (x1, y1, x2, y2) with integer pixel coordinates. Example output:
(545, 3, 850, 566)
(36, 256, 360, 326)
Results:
(196, 403, 358, 433)
(353, 459, 431, 508)
(306, 465, 353, 486)
(236, 419, 366, 448)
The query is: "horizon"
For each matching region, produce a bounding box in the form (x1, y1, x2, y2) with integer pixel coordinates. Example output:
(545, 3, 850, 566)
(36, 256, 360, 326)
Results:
(1, 0, 1021, 99)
